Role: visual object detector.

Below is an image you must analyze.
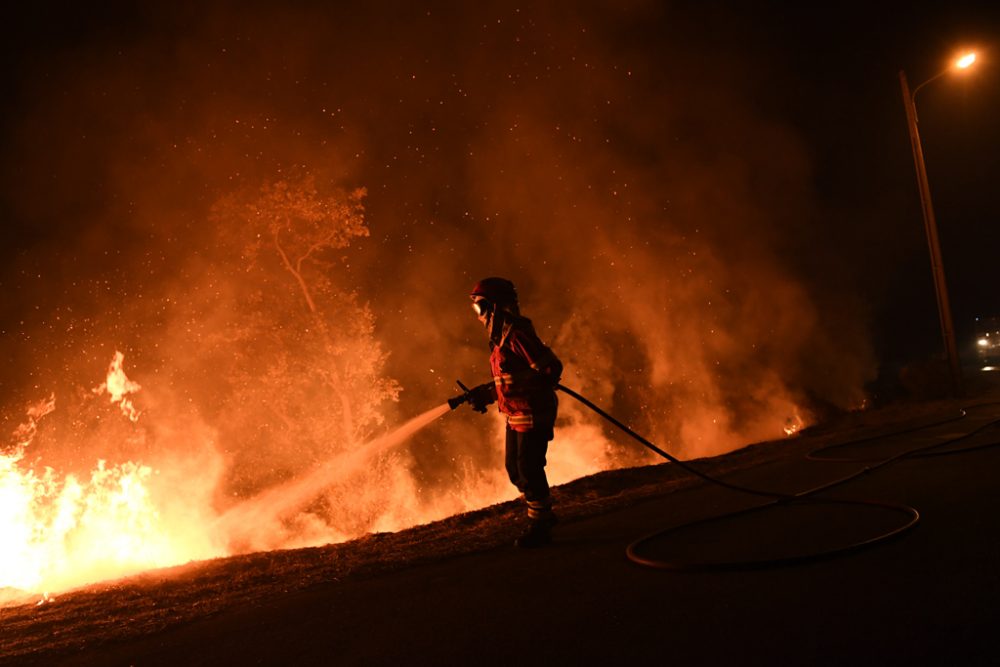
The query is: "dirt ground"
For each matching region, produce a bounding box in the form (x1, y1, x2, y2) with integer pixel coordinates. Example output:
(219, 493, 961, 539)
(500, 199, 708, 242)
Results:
(4, 387, 1000, 666)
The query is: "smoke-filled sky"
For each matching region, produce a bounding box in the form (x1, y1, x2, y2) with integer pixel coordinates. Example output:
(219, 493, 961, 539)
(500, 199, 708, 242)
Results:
(1, 0, 998, 409)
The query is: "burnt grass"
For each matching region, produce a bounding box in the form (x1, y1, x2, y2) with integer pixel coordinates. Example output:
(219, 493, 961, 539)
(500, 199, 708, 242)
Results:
(0, 398, 974, 665)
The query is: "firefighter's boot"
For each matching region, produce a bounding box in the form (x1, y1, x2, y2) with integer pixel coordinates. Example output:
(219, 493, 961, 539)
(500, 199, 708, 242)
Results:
(515, 515, 557, 549)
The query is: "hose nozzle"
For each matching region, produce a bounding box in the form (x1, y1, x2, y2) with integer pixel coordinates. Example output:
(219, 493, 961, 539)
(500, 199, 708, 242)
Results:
(447, 380, 474, 410)
(448, 379, 495, 413)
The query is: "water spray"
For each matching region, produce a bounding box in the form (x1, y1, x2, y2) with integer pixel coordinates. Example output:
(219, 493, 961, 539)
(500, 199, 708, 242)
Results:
(216, 401, 454, 550)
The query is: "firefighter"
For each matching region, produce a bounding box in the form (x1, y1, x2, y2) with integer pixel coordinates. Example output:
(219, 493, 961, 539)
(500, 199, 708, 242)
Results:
(465, 277, 563, 548)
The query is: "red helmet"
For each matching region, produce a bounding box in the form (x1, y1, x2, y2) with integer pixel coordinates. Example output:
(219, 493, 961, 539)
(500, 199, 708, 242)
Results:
(470, 277, 518, 305)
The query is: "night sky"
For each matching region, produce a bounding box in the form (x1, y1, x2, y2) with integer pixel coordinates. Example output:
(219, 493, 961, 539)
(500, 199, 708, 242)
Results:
(1, 1, 998, 404)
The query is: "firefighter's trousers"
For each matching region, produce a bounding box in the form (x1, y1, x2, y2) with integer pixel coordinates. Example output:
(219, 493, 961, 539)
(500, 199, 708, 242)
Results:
(504, 426, 555, 521)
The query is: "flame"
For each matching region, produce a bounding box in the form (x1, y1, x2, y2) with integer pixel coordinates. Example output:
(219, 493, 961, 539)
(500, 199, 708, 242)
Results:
(2, 453, 167, 596)
(1, 349, 489, 601)
(1, 353, 221, 604)
(12, 393, 56, 448)
(0, 450, 208, 600)
(0, 344, 821, 603)
(783, 414, 804, 436)
(93, 351, 142, 422)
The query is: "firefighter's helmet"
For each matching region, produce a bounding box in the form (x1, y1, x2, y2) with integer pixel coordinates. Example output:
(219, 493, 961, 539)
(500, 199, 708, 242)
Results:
(470, 277, 518, 317)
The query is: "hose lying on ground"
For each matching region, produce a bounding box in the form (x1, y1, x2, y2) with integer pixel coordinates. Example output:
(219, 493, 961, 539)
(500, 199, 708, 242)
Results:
(555, 384, 1000, 571)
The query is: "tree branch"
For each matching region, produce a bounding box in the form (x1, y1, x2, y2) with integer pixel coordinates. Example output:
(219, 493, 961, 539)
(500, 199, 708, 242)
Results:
(273, 230, 318, 314)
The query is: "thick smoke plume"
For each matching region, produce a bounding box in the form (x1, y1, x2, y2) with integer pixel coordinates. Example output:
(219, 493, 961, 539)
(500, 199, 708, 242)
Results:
(0, 2, 876, 592)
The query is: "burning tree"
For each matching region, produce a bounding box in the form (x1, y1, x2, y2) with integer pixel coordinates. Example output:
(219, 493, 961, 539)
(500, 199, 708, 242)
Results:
(205, 176, 400, 495)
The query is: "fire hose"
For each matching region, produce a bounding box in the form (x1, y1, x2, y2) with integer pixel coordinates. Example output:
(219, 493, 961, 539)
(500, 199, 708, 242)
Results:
(450, 380, 1000, 570)
(562, 387, 1000, 570)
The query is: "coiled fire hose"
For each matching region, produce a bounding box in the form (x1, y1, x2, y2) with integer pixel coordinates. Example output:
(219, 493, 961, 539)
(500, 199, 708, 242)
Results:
(553, 384, 1000, 571)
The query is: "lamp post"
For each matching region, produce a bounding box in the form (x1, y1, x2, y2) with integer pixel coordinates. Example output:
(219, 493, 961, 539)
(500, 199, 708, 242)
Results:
(899, 52, 976, 396)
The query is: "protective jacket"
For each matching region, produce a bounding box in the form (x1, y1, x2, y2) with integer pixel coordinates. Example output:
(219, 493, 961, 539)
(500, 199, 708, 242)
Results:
(490, 316, 562, 435)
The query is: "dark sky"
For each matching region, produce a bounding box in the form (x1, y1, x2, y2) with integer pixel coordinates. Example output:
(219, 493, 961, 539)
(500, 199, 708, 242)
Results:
(747, 2, 1000, 364)
(1, 0, 998, 394)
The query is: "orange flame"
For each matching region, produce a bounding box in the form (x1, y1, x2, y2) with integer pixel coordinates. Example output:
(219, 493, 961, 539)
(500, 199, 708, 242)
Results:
(11, 393, 56, 449)
(784, 414, 804, 436)
(1, 353, 221, 604)
(1, 344, 818, 604)
(92, 351, 142, 422)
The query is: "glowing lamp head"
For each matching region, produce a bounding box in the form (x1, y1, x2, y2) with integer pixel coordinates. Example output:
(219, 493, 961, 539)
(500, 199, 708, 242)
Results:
(956, 52, 977, 69)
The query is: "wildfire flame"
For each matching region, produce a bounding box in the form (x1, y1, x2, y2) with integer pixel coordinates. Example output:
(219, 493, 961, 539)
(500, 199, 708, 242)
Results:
(0, 453, 182, 599)
(92, 351, 142, 422)
(784, 414, 804, 436)
(1, 346, 817, 605)
(1, 353, 219, 604)
(11, 393, 55, 448)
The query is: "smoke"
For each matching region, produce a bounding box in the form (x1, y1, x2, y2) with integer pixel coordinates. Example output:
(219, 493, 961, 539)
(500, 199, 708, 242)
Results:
(0, 1, 877, 584)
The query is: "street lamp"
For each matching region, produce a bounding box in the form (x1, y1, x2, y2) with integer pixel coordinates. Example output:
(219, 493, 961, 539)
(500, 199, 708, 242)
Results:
(898, 51, 977, 396)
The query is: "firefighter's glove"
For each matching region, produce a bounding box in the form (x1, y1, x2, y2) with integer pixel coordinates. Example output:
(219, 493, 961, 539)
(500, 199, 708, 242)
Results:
(469, 382, 497, 414)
